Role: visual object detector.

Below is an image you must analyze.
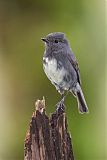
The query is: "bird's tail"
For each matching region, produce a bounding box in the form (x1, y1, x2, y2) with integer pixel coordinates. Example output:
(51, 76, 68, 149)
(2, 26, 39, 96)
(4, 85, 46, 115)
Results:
(72, 83, 89, 114)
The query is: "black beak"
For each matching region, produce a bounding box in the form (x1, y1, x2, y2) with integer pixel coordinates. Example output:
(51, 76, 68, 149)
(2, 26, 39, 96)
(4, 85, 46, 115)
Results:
(41, 38, 48, 43)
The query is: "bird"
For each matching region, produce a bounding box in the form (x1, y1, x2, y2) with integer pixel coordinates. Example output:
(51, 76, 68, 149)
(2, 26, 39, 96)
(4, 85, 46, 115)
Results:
(41, 32, 88, 113)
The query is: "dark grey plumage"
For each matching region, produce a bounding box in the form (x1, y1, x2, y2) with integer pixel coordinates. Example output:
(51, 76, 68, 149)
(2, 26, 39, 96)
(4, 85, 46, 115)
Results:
(41, 32, 88, 113)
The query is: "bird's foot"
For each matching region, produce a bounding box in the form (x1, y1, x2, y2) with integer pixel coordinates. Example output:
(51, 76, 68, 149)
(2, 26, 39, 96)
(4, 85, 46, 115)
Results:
(56, 96, 65, 114)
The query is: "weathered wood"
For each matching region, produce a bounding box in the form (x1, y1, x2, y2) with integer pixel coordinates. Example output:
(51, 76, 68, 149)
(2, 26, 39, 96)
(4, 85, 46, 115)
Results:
(24, 98, 74, 160)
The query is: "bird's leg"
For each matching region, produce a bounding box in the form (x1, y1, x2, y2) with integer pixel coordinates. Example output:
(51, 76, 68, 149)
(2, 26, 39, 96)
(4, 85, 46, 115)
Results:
(61, 90, 69, 101)
(56, 89, 65, 112)
(56, 90, 69, 112)
(60, 89, 69, 103)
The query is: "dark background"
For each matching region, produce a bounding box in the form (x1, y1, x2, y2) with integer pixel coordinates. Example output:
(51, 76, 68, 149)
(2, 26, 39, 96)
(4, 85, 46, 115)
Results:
(0, 0, 106, 159)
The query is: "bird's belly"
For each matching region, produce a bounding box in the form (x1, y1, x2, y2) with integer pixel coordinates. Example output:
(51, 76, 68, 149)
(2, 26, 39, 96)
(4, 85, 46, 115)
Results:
(43, 57, 69, 89)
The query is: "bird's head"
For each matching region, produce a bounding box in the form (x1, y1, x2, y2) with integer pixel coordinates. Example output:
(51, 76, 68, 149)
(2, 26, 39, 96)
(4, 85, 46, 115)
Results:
(41, 32, 69, 51)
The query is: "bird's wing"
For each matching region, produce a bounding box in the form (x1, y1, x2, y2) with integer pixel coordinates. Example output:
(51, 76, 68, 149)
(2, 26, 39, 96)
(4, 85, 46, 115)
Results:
(67, 52, 81, 85)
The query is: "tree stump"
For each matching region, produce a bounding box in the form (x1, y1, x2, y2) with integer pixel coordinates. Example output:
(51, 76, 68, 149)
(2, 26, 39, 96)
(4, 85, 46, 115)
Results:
(24, 97, 74, 160)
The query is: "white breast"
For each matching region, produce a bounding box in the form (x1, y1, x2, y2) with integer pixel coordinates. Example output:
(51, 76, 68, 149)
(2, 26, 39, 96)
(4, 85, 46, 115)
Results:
(43, 57, 66, 85)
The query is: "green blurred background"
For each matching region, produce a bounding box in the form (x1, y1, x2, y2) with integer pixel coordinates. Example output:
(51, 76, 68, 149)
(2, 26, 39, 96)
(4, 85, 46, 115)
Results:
(0, 0, 106, 160)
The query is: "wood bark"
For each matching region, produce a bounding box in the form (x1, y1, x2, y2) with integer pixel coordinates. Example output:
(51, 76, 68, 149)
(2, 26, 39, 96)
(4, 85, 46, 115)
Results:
(24, 97, 74, 160)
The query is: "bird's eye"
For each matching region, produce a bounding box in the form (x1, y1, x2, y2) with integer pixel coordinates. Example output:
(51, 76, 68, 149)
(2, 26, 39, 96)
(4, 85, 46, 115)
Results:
(54, 40, 58, 43)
